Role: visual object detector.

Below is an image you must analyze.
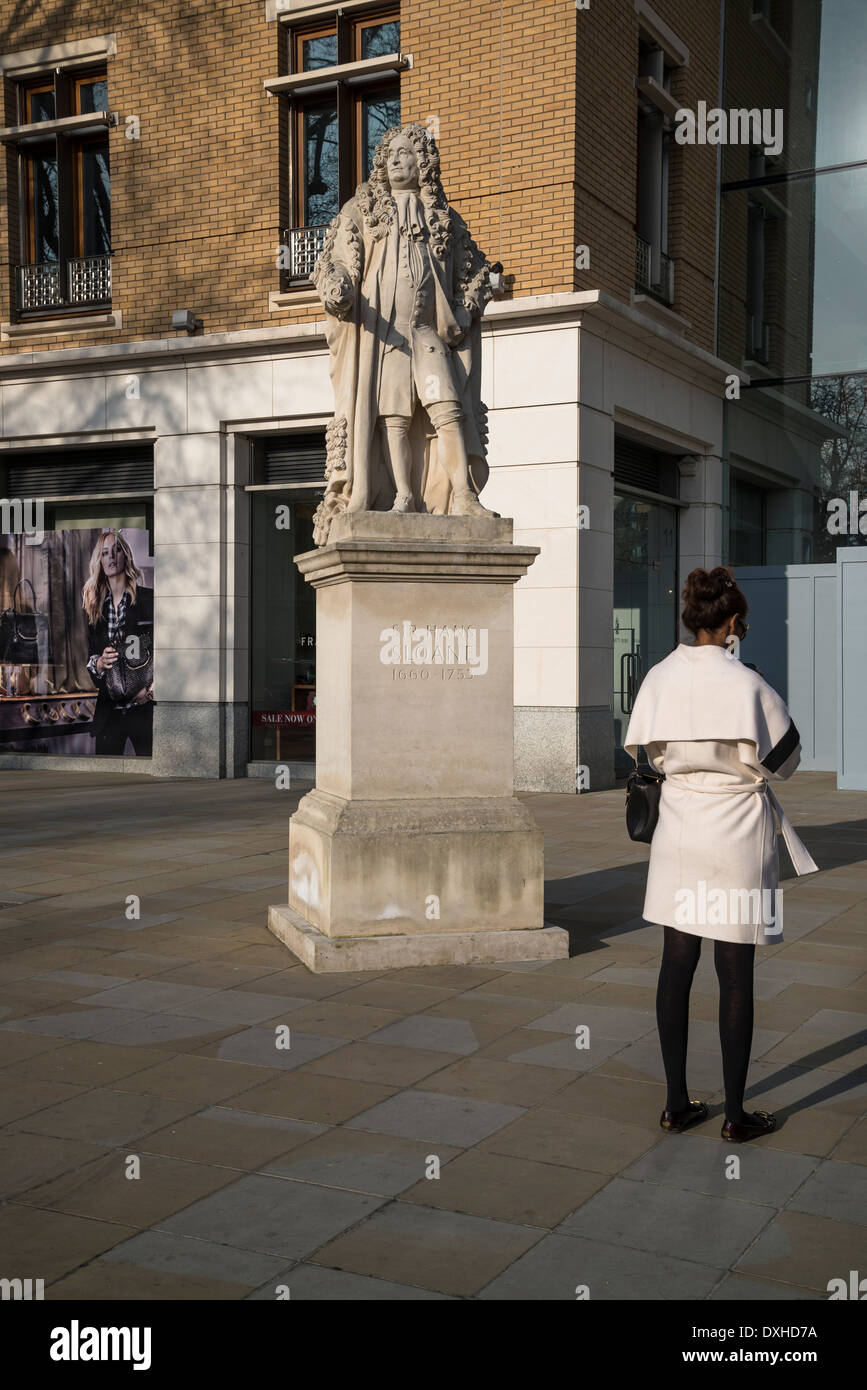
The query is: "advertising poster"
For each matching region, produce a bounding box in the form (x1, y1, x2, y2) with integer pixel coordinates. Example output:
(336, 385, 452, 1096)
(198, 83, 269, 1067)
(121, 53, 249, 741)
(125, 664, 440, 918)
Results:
(0, 526, 154, 758)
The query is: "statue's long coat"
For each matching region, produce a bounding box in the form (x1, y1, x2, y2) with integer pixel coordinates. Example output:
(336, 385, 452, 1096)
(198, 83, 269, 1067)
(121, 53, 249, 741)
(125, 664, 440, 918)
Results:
(312, 191, 490, 542)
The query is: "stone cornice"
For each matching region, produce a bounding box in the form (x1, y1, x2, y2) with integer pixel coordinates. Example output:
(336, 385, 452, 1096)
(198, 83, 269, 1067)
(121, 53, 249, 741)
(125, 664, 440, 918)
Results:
(0, 320, 327, 378)
(0, 289, 744, 391)
(295, 514, 539, 586)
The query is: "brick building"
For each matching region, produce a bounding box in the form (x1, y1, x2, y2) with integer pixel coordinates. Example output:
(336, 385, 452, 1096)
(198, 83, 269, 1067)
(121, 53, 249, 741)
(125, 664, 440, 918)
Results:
(0, 0, 859, 784)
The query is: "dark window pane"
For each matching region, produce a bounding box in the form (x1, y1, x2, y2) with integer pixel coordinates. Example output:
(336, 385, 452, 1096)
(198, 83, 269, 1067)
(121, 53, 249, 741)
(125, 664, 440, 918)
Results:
(303, 101, 338, 225)
(31, 153, 59, 261)
(301, 33, 337, 70)
(80, 140, 111, 257)
(78, 79, 108, 114)
(360, 20, 400, 58)
(28, 89, 55, 122)
(729, 476, 765, 565)
(361, 92, 401, 178)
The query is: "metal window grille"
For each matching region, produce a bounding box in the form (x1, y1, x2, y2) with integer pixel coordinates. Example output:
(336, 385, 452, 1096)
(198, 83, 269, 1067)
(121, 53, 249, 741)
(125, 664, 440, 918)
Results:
(284, 226, 328, 281)
(635, 236, 674, 305)
(635, 235, 652, 291)
(658, 250, 674, 304)
(68, 254, 112, 304)
(18, 262, 62, 310)
(17, 254, 111, 311)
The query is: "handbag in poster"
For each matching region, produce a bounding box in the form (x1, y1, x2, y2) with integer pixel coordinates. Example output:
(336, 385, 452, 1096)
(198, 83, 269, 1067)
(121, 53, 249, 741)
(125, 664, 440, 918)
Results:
(0, 578, 52, 665)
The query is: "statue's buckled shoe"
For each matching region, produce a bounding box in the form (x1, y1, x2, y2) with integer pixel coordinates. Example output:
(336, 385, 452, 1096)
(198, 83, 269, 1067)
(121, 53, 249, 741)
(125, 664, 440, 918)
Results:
(659, 1099, 708, 1133)
(721, 1110, 776, 1142)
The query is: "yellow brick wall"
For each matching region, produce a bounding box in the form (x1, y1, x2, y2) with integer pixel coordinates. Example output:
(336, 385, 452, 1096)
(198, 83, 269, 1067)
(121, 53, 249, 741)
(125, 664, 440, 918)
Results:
(0, 0, 733, 361)
(0, 0, 283, 352)
(401, 0, 577, 298)
(569, 0, 721, 353)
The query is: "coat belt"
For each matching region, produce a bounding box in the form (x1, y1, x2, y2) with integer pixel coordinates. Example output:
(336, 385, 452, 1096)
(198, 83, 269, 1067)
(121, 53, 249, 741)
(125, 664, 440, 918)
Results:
(664, 776, 819, 876)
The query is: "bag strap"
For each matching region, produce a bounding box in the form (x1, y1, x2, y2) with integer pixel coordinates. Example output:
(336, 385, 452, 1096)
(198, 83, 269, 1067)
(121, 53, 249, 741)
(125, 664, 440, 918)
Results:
(12, 578, 36, 609)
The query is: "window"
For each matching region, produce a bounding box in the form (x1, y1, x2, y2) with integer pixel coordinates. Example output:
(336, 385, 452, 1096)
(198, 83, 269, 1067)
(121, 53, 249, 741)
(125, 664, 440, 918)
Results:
(729, 475, 767, 565)
(635, 38, 676, 305)
(15, 68, 111, 314)
(746, 195, 769, 363)
(284, 9, 400, 280)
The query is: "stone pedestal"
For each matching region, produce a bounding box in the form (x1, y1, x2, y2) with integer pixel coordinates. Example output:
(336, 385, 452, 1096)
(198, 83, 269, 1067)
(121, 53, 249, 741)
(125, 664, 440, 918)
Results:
(268, 512, 568, 971)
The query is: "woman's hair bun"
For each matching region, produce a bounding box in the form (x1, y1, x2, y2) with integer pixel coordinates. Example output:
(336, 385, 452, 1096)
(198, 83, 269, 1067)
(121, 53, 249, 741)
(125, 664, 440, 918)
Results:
(681, 566, 747, 635)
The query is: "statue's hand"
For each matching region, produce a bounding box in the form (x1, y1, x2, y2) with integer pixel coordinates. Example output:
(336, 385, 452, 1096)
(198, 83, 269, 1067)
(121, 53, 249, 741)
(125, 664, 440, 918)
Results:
(322, 266, 354, 317)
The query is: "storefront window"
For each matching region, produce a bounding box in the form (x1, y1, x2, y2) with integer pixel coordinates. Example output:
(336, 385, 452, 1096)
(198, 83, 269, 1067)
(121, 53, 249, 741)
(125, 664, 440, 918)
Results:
(730, 475, 766, 564)
(0, 504, 154, 758)
(612, 492, 679, 775)
(249, 491, 318, 763)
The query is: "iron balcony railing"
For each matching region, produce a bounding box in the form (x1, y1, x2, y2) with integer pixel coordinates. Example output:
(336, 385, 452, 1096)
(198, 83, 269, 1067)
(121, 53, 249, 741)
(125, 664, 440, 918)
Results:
(635, 235, 674, 306)
(17, 253, 112, 312)
(281, 226, 328, 283)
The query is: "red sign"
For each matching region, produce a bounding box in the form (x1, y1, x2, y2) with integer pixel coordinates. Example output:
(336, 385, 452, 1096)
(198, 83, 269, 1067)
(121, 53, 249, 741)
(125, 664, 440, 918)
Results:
(252, 710, 316, 728)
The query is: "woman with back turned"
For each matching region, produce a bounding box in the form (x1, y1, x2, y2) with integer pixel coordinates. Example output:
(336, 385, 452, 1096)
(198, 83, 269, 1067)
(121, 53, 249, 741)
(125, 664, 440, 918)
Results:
(624, 567, 819, 1142)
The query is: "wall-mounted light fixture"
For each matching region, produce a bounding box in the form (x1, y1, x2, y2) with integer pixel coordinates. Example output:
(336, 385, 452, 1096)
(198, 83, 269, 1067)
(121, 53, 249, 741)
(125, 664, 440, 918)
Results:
(171, 309, 202, 334)
(489, 262, 507, 298)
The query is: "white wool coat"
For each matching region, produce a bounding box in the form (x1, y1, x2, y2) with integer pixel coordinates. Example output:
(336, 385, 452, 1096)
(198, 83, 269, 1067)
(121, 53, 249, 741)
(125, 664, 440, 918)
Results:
(624, 643, 819, 945)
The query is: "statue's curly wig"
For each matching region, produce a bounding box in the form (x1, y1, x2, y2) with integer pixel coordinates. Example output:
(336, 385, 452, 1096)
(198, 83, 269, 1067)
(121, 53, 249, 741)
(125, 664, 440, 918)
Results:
(355, 123, 453, 257)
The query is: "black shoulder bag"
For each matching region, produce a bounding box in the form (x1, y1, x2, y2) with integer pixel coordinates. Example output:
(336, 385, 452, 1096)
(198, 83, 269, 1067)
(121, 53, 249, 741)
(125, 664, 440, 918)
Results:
(625, 759, 665, 843)
(0, 579, 51, 665)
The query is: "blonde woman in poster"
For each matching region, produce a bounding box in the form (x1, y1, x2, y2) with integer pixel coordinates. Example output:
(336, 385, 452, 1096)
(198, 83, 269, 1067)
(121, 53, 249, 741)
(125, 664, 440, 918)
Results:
(83, 529, 154, 757)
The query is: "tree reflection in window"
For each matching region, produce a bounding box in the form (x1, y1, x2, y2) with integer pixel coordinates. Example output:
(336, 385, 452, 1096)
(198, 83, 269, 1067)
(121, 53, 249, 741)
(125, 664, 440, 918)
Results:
(304, 101, 339, 225)
(361, 93, 401, 178)
(81, 141, 111, 257)
(361, 21, 400, 58)
(33, 154, 59, 261)
(301, 33, 337, 70)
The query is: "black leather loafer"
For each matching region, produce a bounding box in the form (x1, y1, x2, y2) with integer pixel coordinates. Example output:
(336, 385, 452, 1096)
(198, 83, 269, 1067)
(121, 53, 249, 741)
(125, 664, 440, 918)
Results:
(660, 1099, 709, 1133)
(721, 1109, 776, 1142)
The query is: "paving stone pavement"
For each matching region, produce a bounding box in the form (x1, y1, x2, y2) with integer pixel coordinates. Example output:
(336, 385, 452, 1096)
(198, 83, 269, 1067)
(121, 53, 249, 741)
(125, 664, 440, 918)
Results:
(0, 769, 865, 1300)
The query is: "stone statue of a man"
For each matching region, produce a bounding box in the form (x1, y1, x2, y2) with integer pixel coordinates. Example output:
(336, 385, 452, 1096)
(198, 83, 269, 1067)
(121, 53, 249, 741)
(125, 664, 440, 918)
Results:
(311, 123, 495, 546)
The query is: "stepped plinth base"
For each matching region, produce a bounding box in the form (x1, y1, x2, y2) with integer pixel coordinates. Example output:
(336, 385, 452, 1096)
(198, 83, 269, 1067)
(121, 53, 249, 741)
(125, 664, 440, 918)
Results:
(268, 902, 568, 973)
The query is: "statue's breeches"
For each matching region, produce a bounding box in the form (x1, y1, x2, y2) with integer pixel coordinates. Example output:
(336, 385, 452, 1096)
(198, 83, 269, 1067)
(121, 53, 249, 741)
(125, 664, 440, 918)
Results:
(378, 325, 462, 418)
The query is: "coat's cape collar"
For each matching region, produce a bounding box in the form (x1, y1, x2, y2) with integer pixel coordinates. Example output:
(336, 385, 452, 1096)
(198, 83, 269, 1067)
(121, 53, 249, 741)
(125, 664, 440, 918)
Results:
(624, 642, 792, 764)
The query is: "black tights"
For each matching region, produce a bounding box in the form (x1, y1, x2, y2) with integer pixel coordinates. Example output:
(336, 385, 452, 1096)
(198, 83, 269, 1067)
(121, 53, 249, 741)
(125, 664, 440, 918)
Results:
(656, 925, 756, 1124)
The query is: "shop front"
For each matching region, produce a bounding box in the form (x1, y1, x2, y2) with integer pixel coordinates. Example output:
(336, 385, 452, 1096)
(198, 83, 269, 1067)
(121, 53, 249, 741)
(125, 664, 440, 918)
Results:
(247, 433, 325, 774)
(611, 436, 681, 778)
(0, 444, 155, 765)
